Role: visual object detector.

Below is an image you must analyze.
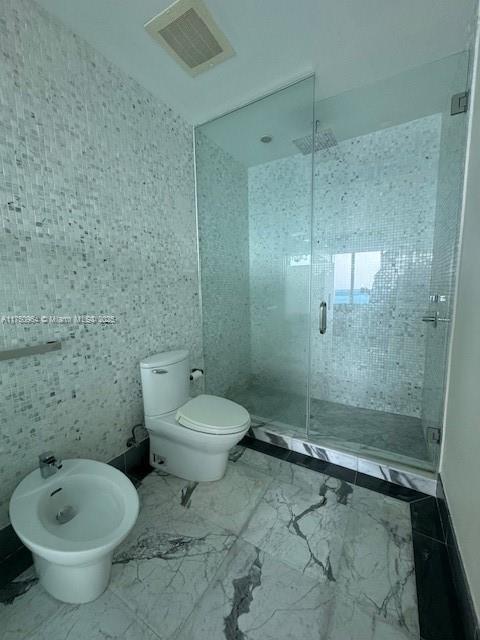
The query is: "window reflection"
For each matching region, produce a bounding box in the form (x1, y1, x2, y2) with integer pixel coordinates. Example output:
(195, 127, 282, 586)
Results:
(334, 251, 381, 304)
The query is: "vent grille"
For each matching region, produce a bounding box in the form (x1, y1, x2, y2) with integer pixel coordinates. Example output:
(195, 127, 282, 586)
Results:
(293, 129, 338, 155)
(159, 8, 222, 69)
(145, 0, 235, 76)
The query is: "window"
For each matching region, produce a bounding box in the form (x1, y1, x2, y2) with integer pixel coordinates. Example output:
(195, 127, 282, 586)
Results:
(333, 251, 381, 304)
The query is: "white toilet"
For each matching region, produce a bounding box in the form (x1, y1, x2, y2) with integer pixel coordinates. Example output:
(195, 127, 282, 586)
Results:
(140, 350, 250, 481)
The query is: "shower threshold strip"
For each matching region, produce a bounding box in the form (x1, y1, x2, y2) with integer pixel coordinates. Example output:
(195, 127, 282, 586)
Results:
(247, 418, 438, 497)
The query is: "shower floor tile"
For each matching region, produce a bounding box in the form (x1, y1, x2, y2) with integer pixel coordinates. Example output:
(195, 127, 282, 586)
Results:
(1, 447, 421, 640)
(232, 384, 430, 464)
(309, 399, 429, 464)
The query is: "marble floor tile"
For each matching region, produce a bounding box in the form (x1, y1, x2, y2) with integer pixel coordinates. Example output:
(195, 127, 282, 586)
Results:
(135, 460, 272, 536)
(335, 486, 419, 638)
(233, 446, 354, 500)
(229, 446, 290, 478)
(176, 539, 335, 640)
(240, 478, 353, 582)
(0, 568, 63, 640)
(29, 590, 159, 640)
(327, 595, 419, 640)
(174, 461, 273, 535)
(110, 506, 236, 639)
(1, 453, 426, 640)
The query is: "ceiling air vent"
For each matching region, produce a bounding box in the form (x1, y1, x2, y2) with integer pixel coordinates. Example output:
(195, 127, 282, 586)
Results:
(145, 0, 235, 77)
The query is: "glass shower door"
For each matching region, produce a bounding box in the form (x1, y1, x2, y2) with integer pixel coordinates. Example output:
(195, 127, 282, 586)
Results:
(308, 50, 473, 471)
(195, 76, 315, 434)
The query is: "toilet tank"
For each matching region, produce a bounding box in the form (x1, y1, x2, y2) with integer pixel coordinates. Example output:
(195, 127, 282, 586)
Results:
(140, 350, 190, 417)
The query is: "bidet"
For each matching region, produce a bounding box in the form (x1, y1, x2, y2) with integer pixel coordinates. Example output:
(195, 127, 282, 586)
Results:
(9, 458, 139, 604)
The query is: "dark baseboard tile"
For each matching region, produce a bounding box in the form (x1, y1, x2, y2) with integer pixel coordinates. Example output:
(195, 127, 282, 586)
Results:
(124, 437, 152, 484)
(413, 530, 465, 640)
(0, 546, 33, 590)
(436, 475, 480, 640)
(412, 474, 479, 640)
(0, 523, 23, 563)
(108, 436, 152, 486)
(239, 435, 291, 461)
(410, 496, 445, 542)
(0, 437, 153, 588)
(436, 475, 454, 546)
(0, 525, 32, 589)
(109, 452, 126, 473)
(354, 471, 428, 502)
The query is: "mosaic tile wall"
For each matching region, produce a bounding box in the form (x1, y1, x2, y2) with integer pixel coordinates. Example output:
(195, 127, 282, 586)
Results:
(0, 0, 202, 528)
(248, 115, 442, 418)
(248, 156, 311, 397)
(195, 131, 251, 397)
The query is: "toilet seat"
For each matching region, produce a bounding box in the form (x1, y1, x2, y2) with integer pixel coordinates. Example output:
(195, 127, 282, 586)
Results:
(176, 394, 250, 435)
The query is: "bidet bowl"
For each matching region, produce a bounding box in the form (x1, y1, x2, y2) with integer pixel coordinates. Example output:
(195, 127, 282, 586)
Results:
(9, 459, 139, 603)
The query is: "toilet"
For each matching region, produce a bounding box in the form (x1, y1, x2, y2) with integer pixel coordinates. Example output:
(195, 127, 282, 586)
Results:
(140, 350, 250, 481)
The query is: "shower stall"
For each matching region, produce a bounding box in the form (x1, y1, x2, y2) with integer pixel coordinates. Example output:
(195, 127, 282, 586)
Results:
(194, 47, 473, 475)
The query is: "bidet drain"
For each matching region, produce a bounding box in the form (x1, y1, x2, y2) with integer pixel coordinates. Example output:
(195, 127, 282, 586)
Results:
(56, 505, 77, 524)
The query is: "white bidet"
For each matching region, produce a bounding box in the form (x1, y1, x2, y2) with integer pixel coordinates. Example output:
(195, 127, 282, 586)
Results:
(9, 459, 139, 604)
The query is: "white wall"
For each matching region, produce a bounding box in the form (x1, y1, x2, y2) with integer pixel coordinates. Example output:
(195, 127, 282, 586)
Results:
(441, 9, 480, 621)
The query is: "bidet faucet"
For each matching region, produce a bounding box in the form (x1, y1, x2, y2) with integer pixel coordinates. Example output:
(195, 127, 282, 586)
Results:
(39, 451, 63, 479)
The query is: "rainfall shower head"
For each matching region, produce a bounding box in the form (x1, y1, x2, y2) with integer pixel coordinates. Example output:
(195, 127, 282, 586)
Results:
(292, 128, 338, 155)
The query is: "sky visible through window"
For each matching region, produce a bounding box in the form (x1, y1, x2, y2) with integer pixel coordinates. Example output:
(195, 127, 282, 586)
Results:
(334, 251, 382, 304)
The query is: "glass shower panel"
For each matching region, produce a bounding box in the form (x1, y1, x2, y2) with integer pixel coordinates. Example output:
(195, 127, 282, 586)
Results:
(195, 77, 314, 433)
(422, 46, 474, 469)
(309, 52, 471, 470)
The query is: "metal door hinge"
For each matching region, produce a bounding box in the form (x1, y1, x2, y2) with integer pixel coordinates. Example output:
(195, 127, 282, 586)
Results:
(427, 427, 442, 445)
(451, 91, 469, 116)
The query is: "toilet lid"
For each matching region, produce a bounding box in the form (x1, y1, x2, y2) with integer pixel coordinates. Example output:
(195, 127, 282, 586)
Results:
(176, 394, 250, 435)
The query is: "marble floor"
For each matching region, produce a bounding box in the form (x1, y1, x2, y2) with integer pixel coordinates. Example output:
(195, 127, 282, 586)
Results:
(231, 384, 431, 465)
(1, 446, 420, 640)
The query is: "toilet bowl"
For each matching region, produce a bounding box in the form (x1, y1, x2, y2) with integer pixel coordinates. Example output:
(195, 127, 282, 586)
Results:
(140, 350, 250, 481)
(9, 459, 139, 604)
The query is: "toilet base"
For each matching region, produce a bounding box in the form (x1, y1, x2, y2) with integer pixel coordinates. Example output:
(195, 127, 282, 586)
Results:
(149, 432, 232, 481)
(33, 551, 112, 604)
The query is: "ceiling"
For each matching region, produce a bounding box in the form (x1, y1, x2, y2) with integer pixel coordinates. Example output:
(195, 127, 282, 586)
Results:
(200, 52, 469, 167)
(35, 0, 476, 125)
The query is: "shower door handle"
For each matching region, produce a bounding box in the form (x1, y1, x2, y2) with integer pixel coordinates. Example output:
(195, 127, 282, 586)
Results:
(421, 311, 451, 328)
(319, 301, 327, 335)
